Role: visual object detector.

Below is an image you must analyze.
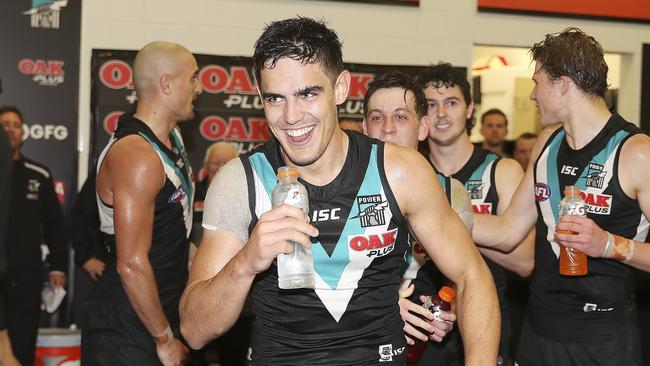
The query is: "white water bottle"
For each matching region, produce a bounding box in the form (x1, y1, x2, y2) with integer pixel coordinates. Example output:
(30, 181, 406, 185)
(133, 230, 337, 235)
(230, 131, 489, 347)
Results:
(271, 166, 315, 289)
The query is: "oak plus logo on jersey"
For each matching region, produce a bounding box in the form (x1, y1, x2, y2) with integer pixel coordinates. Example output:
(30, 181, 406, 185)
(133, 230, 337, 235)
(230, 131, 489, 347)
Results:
(535, 183, 551, 202)
(349, 229, 398, 259)
(23, 0, 68, 29)
(580, 191, 612, 215)
(467, 180, 484, 200)
(352, 195, 388, 227)
(584, 163, 606, 189)
(18, 59, 64, 86)
(472, 203, 493, 214)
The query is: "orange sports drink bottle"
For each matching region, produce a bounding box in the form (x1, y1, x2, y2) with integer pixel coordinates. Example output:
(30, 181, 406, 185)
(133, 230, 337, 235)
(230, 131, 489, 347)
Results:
(557, 186, 588, 276)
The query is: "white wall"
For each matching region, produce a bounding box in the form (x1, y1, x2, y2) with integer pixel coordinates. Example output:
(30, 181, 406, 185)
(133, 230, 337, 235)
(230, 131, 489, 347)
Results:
(78, 0, 650, 181)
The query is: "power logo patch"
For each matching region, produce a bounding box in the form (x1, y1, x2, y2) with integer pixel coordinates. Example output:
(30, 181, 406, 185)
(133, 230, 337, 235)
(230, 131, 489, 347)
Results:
(353, 194, 388, 227)
(584, 163, 606, 189)
(467, 180, 484, 200)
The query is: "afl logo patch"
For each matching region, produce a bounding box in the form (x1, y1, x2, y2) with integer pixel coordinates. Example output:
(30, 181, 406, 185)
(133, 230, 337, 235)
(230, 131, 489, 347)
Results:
(168, 187, 186, 204)
(535, 183, 551, 202)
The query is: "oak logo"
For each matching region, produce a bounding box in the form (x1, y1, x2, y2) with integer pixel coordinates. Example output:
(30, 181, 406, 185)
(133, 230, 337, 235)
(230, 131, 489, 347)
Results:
(349, 229, 397, 258)
(18, 59, 64, 86)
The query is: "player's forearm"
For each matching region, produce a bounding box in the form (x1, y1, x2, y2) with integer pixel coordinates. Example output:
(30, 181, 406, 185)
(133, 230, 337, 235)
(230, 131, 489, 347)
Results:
(473, 212, 524, 252)
(180, 251, 256, 349)
(455, 261, 500, 365)
(478, 228, 535, 277)
(117, 258, 170, 336)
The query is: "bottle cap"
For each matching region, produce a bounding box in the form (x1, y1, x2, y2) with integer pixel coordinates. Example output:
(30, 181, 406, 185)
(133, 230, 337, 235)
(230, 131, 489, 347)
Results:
(563, 185, 580, 196)
(438, 286, 456, 303)
(277, 166, 299, 178)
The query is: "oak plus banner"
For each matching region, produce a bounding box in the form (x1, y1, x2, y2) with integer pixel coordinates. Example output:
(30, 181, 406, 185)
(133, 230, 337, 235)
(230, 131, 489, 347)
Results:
(91, 50, 438, 178)
(0, 0, 80, 209)
(0, 0, 81, 326)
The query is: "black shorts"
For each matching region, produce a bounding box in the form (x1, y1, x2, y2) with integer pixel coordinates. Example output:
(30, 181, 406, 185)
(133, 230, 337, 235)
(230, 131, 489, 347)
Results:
(516, 318, 641, 366)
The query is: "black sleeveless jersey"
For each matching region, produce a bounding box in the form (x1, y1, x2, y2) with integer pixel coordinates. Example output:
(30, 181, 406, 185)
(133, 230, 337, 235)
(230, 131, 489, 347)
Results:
(95, 114, 193, 327)
(530, 114, 649, 341)
(241, 131, 410, 365)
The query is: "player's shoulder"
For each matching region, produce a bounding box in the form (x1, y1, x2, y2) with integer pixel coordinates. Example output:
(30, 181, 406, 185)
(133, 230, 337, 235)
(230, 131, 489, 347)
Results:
(383, 142, 428, 170)
(620, 133, 650, 167)
(107, 134, 161, 169)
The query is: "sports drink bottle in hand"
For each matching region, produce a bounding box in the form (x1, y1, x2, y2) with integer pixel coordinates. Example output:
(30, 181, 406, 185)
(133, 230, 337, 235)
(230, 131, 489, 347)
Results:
(557, 185, 588, 276)
(271, 166, 315, 289)
(407, 286, 456, 363)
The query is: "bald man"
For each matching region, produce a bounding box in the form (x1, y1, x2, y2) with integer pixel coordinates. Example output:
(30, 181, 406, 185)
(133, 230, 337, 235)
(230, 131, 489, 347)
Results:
(82, 41, 201, 365)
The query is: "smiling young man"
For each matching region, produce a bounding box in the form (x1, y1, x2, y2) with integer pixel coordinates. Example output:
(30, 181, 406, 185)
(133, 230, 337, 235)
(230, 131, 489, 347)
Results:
(473, 28, 650, 365)
(180, 17, 499, 365)
(82, 41, 201, 365)
(416, 63, 535, 366)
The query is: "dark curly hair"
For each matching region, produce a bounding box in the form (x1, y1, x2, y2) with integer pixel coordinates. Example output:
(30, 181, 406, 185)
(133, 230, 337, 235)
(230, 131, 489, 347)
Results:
(253, 17, 344, 85)
(530, 27, 608, 97)
(364, 71, 428, 119)
(415, 63, 475, 134)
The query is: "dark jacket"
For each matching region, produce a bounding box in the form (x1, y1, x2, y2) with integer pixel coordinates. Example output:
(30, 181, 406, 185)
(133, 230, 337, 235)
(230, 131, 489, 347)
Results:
(6, 155, 68, 284)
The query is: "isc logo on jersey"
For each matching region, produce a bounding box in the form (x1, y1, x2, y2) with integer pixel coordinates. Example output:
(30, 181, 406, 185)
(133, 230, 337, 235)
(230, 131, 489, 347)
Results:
(349, 229, 398, 259)
(580, 191, 612, 215)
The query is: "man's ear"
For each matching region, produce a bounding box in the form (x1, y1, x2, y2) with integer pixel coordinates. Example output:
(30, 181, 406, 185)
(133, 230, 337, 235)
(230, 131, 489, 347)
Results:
(334, 70, 351, 105)
(362, 119, 369, 135)
(558, 75, 572, 95)
(466, 101, 475, 120)
(418, 115, 430, 142)
(160, 73, 172, 95)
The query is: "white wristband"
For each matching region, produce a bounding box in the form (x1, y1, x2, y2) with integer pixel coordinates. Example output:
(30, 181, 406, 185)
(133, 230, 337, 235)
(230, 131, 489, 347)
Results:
(601, 231, 614, 258)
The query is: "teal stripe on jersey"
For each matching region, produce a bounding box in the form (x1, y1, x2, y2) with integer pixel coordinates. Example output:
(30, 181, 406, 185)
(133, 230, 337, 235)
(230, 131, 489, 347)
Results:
(468, 153, 498, 182)
(249, 152, 277, 199)
(546, 130, 564, 223)
(466, 153, 498, 197)
(312, 145, 382, 289)
(547, 129, 630, 222)
(137, 132, 192, 197)
(573, 129, 630, 192)
(436, 174, 446, 187)
(169, 129, 193, 199)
